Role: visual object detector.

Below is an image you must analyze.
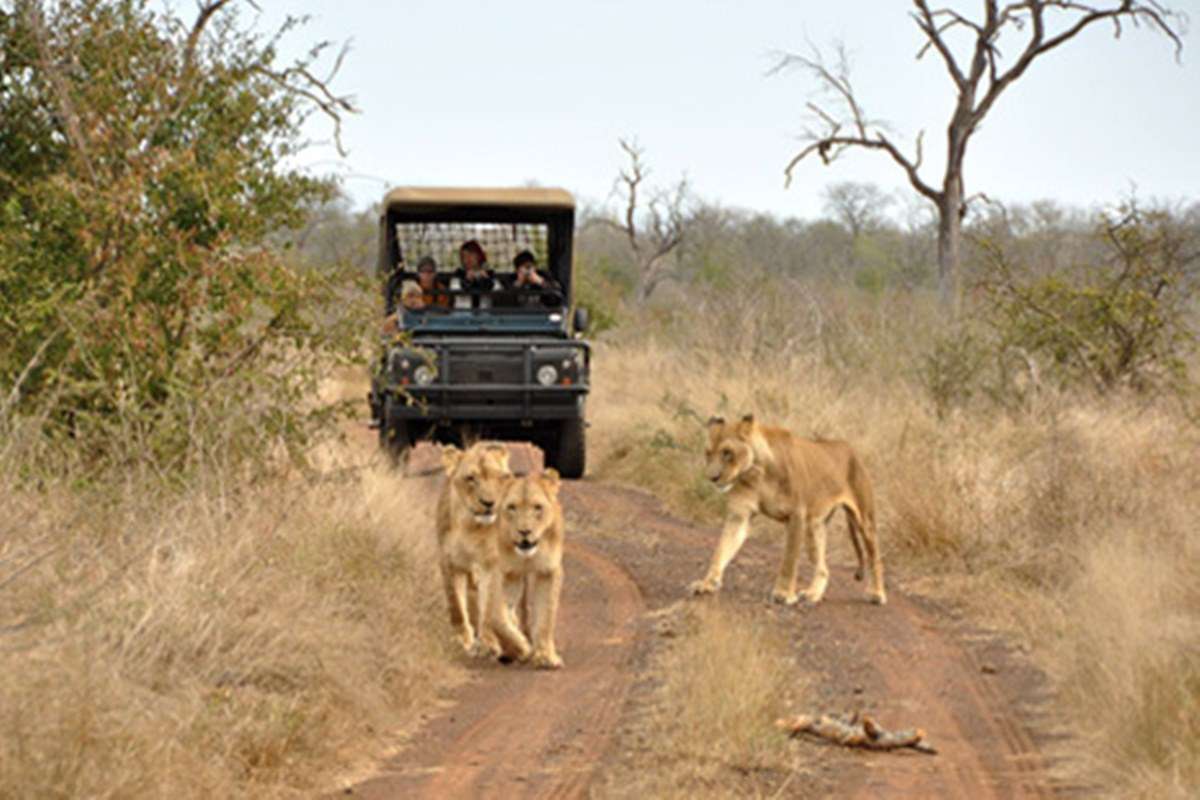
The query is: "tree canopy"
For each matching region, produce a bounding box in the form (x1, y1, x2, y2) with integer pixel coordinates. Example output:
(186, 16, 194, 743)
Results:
(0, 0, 356, 467)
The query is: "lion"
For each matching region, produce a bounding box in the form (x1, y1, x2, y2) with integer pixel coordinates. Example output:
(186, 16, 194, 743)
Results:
(436, 442, 531, 661)
(688, 414, 886, 606)
(495, 469, 566, 669)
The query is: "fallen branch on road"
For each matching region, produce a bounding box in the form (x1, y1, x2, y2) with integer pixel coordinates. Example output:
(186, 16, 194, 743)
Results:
(776, 711, 937, 755)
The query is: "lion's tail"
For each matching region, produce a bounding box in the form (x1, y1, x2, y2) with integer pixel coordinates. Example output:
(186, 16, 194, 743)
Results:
(844, 452, 878, 582)
(845, 452, 873, 524)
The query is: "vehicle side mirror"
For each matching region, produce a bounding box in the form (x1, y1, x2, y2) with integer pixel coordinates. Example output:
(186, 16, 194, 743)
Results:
(573, 306, 589, 334)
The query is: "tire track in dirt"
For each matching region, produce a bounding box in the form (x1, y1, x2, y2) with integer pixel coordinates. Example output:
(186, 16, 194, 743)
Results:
(568, 482, 1058, 799)
(350, 535, 642, 800)
(842, 588, 1053, 799)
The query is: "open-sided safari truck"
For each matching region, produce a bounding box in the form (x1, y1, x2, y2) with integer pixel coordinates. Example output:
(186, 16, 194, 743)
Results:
(368, 187, 590, 478)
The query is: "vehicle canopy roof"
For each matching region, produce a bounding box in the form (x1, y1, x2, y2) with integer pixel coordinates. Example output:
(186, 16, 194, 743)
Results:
(383, 186, 574, 212)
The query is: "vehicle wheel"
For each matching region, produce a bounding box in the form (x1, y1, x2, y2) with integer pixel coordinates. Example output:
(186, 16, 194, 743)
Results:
(379, 394, 411, 465)
(549, 418, 586, 479)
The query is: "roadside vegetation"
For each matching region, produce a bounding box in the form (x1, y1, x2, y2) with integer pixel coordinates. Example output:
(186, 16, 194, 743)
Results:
(0, 421, 457, 798)
(596, 604, 800, 799)
(584, 197, 1200, 797)
(1, 3, 457, 797)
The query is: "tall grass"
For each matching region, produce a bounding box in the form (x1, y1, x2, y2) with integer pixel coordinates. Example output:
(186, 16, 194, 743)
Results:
(589, 285, 1200, 797)
(0, 417, 456, 798)
(597, 604, 799, 798)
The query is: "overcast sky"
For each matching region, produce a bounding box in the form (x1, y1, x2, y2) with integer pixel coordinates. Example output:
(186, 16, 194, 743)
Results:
(252, 1, 1199, 219)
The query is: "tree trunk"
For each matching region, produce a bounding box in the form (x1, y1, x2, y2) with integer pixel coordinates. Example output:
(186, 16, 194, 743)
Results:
(936, 187, 963, 316)
(638, 255, 667, 303)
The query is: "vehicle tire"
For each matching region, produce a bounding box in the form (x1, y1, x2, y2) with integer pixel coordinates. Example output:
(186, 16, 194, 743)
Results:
(549, 418, 586, 479)
(379, 394, 411, 465)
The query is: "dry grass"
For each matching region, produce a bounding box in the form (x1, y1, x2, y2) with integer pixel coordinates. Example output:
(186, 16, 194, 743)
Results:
(597, 604, 802, 799)
(588, 295, 1200, 798)
(0, 416, 457, 798)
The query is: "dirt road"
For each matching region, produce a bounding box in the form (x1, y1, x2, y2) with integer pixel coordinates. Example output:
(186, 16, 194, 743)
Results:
(349, 464, 1063, 798)
(352, 532, 642, 799)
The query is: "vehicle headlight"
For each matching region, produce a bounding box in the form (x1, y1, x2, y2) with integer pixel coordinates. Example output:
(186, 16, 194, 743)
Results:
(413, 365, 436, 386)
(536, 364, 559, 386)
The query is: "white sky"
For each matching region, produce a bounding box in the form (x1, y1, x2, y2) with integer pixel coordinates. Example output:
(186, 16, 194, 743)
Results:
(253, 1, 1200, 218)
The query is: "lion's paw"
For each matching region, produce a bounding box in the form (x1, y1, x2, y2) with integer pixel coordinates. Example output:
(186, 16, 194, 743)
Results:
(499, 640, 531, 664)
(868, 590, 888, 606)
(531, 650, 564, 670)
(798, 589, 826, 605)
(467, 639, 500, 659)
(688, 577, 721, 596)
(771, 589, 801, 606)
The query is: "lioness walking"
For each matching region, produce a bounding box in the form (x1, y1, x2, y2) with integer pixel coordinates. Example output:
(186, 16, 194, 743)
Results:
(689, 414, 886, 606)
(496, 469, 567, 669)
(437, 443, 531, 661)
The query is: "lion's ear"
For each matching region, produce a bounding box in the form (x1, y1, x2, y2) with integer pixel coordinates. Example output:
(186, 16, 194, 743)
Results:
(440, 445, 463, 475)
(540, 468, 561, 495)
(736, 414, 757, 438)
(706, 416, 726, 443)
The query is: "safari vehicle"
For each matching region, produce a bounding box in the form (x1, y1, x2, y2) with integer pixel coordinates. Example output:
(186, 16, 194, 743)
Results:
(368, 187, 590, 478)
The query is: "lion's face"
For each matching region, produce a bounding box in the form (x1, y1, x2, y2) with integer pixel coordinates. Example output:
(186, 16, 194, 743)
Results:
(442, 444, 511, 524)
(704, 416, 756, 492)
(500, 469, 561, 558)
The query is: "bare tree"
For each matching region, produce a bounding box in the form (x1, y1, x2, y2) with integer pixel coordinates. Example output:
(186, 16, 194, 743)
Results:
(822, 181, 892, 241)
(779, 1, 1186, 315)
(606, 139, 692, 303)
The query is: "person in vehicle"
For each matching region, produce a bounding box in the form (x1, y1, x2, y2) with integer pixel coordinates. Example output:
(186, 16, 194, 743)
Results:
(509, 250, 562, 307)
(402, 256, 450, 310)
(455, 240, 496, 291)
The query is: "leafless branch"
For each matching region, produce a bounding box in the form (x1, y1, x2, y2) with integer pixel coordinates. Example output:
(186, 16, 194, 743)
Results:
(781, 2, 1185, 313)
(175, 3, 359, 156)
(182, 0, 233, 73)
(973, 1, 1185, 124)
(609, 138, 691, 302)
(912, 2, 971, 87)
(778, 46, 941, 203)
(252, 52, 358, 156)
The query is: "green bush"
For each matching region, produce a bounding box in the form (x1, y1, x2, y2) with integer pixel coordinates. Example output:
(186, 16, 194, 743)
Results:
(574, 252, 630, 334)
(0, 1, 357, 472)
(978, 204, 1196, 395)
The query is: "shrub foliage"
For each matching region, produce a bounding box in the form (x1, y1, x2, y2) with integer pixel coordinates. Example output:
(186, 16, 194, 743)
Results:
(0, 0, 356, 468)
(978, 205, 1197, 395)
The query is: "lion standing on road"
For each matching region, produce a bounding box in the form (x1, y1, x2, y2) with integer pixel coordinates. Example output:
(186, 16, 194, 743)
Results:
(495, 469, 566, 669)
(689, 414, 886, 606)
(437, 443, 531, 661)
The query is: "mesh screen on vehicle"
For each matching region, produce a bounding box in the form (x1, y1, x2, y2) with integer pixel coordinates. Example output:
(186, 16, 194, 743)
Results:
(394, 222, 550, 273)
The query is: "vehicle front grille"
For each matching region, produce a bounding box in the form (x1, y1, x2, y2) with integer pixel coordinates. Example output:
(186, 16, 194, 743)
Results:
(445, 353, 524, 385)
